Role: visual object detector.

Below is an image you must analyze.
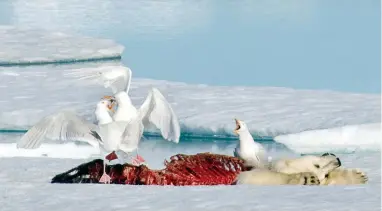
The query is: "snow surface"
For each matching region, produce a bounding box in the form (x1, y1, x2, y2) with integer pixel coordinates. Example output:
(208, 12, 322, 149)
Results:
(0, 63, 380, 153)
(0, 148, 380, 211)
(0, 63, 380, 136)
(0, 26, 124, 65)
(0, 143, 99, 159)
(275, 123, 381, 153)
(0, 132, 380, 211)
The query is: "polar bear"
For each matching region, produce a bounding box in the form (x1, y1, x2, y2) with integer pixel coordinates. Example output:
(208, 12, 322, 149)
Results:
(235, 169, 320, 185)
(235, 152, 368, 186)
(234, 167, 368, 186)
(272, 153, 368, 185)
(271, 153, 341, 182)
(234, 154, 339, 185)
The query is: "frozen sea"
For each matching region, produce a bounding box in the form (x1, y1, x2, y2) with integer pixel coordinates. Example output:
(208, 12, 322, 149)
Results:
(0, 1, 381, 211)
(0, 148, 380, 211)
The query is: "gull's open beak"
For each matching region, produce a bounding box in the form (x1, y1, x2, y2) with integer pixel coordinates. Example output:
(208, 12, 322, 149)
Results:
(102, 96, 116, 111)
(234, 118, 241, 135)
(107, 103, 114, 111)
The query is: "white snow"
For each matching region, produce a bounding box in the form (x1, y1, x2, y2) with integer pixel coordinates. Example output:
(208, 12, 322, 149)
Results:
(0, 131, 380, 211)
(0, 143, 99, 159)
(0, 26, 124, 65)
(0, 150, 380, 211)
(0, 63, 380, 136)
(0, 63, 380, 153)
(274, 123, 382, 153)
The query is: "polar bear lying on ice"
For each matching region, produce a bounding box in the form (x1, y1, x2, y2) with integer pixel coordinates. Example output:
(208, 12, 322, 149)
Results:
(232, 119, 368, 186)
(235, 152, 368, 186)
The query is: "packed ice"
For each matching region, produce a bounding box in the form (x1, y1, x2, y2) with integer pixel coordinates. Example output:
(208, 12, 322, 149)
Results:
(0, 61, 380, 153)
(0, 26, 124, 66)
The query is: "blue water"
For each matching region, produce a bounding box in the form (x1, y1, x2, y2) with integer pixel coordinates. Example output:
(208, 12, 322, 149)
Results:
(0, 0, 379, 93)
(0, 128, 278, 152)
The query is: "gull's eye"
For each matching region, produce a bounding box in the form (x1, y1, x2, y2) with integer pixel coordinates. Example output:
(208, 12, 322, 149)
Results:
(314, 164, 320, 169)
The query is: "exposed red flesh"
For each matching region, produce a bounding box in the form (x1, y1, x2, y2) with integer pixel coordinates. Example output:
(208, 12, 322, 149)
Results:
(52, 152, 248, 186)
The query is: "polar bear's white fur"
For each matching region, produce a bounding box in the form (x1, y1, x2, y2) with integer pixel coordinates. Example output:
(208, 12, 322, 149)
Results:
(272, 154, 341, 182)
(235, 168, 368, 186)
(235, 153, 368, 186)
(235, 169, 320, 185)
(321, 168, 368, 185)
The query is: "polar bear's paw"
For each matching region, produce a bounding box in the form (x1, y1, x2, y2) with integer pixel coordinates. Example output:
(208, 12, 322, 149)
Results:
(300, 172, 320, 186)
(324, 168, 368, 185)
(353, 169, 368, 184)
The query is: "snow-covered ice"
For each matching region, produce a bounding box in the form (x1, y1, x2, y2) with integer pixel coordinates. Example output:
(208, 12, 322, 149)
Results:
(0, 142, 99, 159)
(0, 63, 380, 153)
(275, 123, 381, 153)
(0, 149, 379, 211)
(0, 63, 380, 136)
(0, 136, 380, 211)
(0, 128, 380, 211)
(0, 26, 124, 65)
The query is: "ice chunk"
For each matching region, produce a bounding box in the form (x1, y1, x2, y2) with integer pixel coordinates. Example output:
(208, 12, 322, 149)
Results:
(0, 143, 99, 159)
(0, 26, 124, 66)
(274, 123, 382, 153)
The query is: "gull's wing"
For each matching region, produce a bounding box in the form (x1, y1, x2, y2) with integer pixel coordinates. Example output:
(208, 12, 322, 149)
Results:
(96, 121, 127, 150)
(137, 88, 180, 143)
(255, 143, 268, 161)
(17, 111, 99, 149)
(250, 143, 268, 168)
(119, 119, 144, 153)
(100, 66, 132, 94)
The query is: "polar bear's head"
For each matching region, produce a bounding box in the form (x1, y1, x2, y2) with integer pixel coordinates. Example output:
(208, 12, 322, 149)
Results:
(299, 154, 342, 182)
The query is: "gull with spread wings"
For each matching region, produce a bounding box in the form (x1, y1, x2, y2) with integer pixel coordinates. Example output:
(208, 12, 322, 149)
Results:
(17, 98, 133, 183)
(98, 66, 181, 165)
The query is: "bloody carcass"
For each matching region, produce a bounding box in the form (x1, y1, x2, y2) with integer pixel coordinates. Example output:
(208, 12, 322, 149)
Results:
(51, 152, 247, 185)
